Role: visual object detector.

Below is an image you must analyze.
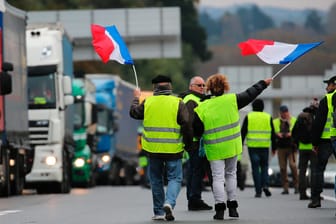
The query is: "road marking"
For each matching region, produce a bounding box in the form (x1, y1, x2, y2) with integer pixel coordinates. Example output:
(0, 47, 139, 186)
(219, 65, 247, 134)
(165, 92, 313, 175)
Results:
(321, 194, 336, 202)
(0, 210, 22, 216)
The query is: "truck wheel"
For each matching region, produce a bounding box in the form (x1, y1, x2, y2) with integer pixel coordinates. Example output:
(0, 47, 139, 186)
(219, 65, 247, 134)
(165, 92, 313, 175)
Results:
(109, 160, 121, 185)
(10, 152, 24, 195)
(56, 151, 71, 193)
(0, 148, 10, 197)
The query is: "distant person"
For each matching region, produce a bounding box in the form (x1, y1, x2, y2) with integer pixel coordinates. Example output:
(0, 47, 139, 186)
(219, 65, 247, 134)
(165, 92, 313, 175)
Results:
(129, 75, 192, 221)
(273, 105, 298, 195)
(179, 76, 212, 211)
(292, 98, 319, 200)
(193, 73, 272, 220)
(241, 98, 276, 198)
(308, 76, 336, 208)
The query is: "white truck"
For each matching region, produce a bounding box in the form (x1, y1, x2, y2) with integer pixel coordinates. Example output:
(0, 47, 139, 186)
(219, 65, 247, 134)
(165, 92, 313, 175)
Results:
(25, 23, 74, 194)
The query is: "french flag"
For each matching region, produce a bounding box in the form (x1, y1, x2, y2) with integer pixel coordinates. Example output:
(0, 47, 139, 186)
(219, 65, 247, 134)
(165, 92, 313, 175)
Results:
(238, 39, 323, 64)
(91, 24, 134, 64)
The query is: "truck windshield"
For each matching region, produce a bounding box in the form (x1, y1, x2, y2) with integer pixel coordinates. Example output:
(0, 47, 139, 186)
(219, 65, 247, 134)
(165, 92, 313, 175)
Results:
(28, 74, 56, 109)
(97, 109, 109, 134)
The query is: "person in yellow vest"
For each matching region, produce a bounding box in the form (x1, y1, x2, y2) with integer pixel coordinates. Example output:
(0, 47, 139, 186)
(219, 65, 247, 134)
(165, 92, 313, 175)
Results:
(241, 98, 276, 198)
(129, 75, 192, 221)
(179, 76, 212, 211)
(292, 98, 319, 200)
(308, 76, 336, 208)
(273, 105, 298, 195)
(193, 74, 272, 220)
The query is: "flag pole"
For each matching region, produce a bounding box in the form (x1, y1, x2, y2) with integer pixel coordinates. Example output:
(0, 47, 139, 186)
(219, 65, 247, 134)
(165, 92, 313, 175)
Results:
(272, 63, 292, 80)
(132, 65, 139, 89)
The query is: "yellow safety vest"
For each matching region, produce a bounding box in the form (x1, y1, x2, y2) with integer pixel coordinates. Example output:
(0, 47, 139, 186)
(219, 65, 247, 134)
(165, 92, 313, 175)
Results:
(142, 95, 184, 154)
(321, 91, 336, 139)
(195, 93, 242, 161)
(246, 111, 272, 148)
(273, 117, 296, 134)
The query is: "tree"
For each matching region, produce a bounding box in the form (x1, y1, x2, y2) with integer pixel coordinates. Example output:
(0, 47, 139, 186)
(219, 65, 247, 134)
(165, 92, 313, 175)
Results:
(304, 10, 324, 34)
(326, 2, 336, 34)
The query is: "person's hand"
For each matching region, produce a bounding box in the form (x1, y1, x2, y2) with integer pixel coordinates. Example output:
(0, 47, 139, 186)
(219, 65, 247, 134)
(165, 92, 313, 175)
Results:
(134, 88, 141, 98)
(264, 78, 273, 86)
(313, 146, 318, 154)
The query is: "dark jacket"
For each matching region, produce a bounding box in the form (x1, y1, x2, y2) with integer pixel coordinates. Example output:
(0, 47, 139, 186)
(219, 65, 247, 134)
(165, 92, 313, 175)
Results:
(312, 92, 336, 146)
(129, 91, 192, 159)
(179, 90, 205, 151)
(241, 112, 277, 151)
(193, 80, 269, 138)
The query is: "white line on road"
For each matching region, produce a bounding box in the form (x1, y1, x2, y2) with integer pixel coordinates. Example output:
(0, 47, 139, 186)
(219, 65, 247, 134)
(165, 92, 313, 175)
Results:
(0, 210, 22, 216)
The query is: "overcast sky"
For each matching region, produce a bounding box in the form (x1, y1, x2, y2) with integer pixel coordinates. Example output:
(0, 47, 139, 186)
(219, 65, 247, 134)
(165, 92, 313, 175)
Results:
(199, 0, 336, 11)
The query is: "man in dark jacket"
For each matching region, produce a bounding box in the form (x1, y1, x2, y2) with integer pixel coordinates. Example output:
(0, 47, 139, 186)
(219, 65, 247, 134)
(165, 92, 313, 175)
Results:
(179, 76, 212, 211)
(129, 75, 192, 221)
(308, 76, 336, 208)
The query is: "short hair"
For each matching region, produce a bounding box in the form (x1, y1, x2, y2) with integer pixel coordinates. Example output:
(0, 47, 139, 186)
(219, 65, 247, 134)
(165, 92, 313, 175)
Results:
(206, 74, 230, 96)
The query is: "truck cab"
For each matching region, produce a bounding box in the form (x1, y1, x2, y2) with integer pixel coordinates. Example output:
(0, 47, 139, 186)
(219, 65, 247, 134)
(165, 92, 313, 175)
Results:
(25, 24, 74, 194)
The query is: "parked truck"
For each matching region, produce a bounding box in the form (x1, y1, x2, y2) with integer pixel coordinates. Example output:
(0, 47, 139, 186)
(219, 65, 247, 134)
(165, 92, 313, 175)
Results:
(71, 75, 98, 187)
(25, 23, 75, 194)
(87, 74, 140, 185)
(0, 2, 32, 197)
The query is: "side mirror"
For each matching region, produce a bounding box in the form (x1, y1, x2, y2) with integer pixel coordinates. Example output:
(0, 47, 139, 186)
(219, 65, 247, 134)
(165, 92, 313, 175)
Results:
(63, 76, 72, 95)
(64, 95, 74, 105)
(0, 62, 13, 95)
(2, 62, 13, 72)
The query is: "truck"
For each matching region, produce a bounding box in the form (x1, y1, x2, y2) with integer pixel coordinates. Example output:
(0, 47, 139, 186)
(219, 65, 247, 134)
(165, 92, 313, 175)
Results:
(25, 23, 75, 194)
(0, 2, 32, 197)
(71, 75, 98, 188)
(86, 74, 140, 185)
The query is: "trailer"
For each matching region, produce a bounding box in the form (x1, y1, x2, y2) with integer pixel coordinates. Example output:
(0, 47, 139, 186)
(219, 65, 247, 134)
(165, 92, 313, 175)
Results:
(0, 1, 31, 197)
(87, 74, 141, 185)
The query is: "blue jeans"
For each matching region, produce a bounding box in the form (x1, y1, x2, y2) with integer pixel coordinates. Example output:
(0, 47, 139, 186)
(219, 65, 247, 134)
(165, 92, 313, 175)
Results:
(311, 141, 336, 200)
(148, 157, 183, 216)
(248, 147, 270, 194)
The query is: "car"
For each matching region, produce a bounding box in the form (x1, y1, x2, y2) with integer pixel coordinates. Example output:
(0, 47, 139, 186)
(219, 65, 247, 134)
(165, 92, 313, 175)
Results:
(268, 155, 336, 189)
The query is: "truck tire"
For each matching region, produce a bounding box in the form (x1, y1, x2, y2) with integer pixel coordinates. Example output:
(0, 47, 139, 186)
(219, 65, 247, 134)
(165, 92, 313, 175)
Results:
(10, 152, 24, 195)
(0, 148, 10, 197)
(56, 150, 71, 194)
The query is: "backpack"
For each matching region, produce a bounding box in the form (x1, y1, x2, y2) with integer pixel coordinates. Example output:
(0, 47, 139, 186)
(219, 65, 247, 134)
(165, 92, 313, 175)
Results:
(295, 112, 313, 144)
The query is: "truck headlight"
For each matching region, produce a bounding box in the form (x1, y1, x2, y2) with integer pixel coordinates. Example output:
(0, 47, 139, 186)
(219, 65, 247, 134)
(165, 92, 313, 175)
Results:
(74, 158, 85, 168)
(45, 156, 57, 166)
(101, 154, 111, 163)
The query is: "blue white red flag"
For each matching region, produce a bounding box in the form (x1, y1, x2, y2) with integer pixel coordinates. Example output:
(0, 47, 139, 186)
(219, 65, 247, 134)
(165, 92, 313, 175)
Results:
(91, 24, 134, 64)
(238, 39, 323, 64)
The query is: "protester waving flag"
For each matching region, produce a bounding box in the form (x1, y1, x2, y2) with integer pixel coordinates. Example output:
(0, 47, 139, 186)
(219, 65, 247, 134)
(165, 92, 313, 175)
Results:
(238, 39, 323, 78)
(91, 24, 139, 87)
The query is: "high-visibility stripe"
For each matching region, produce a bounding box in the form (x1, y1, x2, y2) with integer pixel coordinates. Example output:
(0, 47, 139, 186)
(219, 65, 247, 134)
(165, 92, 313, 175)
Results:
(204, 121, 240, 135)
(204, 131, 241, 144)
(144, 127, 180, 133)
(142, 136, 183, 143)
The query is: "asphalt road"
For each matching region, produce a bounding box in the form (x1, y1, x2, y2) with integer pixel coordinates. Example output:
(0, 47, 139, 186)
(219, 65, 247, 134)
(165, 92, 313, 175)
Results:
(0, 186, 335, 224)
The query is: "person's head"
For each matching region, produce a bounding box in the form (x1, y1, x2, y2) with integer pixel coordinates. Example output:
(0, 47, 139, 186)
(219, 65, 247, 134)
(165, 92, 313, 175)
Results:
(279, 105, 289, 119)
(151, 75, 172, 92)
(205, 73, 230, 96)
(189, 76, 205, 94)
(252, 99, 264, 112)
(323, 76, 336, 93)
(310, 97, 319, 109)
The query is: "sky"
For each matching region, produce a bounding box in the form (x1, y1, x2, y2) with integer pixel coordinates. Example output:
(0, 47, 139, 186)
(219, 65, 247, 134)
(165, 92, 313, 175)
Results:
(199, 0, 336, 11)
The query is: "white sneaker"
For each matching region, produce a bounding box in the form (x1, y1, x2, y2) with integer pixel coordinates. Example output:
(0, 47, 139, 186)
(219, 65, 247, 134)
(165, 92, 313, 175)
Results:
(152, 215, 165, 221)
(163, 203, 175, 221)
